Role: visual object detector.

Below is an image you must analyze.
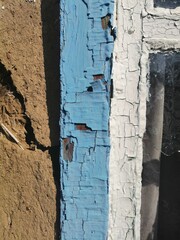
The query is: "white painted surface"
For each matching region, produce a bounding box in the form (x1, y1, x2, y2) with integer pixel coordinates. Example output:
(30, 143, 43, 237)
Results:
(109, 0, 180, 239)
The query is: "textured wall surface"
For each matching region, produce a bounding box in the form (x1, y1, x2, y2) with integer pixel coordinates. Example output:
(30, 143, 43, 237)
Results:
(60, 1, 114, 239)
(109, 0, 180, 239)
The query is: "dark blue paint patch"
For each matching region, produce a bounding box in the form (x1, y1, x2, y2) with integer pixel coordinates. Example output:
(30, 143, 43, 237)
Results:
(60, 0, 114, 239)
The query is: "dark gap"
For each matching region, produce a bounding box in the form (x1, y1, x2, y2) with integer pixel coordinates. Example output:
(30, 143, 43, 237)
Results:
(25, 117, 48, 151)
(0, 61, 48, 151)
(110, 53, 114, 102)
(110, 27, 117, 41)
(142, 159, 160, 187)
(110, 78, 114, 99)
(158, 153, 180, 240)
(41, 0, 60, 239)
(154, 0, 180, 8)
(0, 61, 25, 110)
(87, 86, 93, 92)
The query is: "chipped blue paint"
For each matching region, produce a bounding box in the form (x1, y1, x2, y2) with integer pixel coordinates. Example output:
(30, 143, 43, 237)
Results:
(60, 0, 114, 239)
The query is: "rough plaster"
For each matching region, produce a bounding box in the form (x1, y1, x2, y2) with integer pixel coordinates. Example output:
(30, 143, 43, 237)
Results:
(60, 0, 114, 239)
(109, 0, 180, 239)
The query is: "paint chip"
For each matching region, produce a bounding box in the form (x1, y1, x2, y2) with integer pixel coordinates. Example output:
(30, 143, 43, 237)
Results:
(75, 124, 92, 131)
(93, 74, 104, 80)
(63, 138, 74, 161)
(101, 14, 111, 30)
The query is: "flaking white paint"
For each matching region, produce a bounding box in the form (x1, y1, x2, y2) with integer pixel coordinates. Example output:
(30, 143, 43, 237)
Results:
(109, 1, 144, 239)
(109, 0, 180, 239)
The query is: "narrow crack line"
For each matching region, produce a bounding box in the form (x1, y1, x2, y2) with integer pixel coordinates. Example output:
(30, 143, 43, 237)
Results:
(0, 60, 49, 151)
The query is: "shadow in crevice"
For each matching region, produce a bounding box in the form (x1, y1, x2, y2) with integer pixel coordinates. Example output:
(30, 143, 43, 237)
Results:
(142, 159, 160, 187)
(0, 61, 48, 151)
(41, 1, 60, 239)
(158, 153, 180, 240)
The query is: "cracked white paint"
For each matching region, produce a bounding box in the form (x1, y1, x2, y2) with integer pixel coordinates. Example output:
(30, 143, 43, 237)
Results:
(145, 0, 180, 18)
(109, 0, 180, 239)
(109, 1, 144, 239)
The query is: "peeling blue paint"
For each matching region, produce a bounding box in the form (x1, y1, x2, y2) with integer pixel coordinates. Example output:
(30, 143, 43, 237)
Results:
(60, 0, 114, 239)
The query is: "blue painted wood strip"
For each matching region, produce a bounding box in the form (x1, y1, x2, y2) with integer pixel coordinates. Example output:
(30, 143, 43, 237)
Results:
(60, 1, 114, 239)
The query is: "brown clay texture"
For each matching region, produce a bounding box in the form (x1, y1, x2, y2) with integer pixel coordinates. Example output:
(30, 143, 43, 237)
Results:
(0, 0, 60, 239)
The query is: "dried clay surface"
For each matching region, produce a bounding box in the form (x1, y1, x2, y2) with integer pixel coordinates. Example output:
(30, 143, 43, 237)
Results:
(0, 0, 60, 239)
